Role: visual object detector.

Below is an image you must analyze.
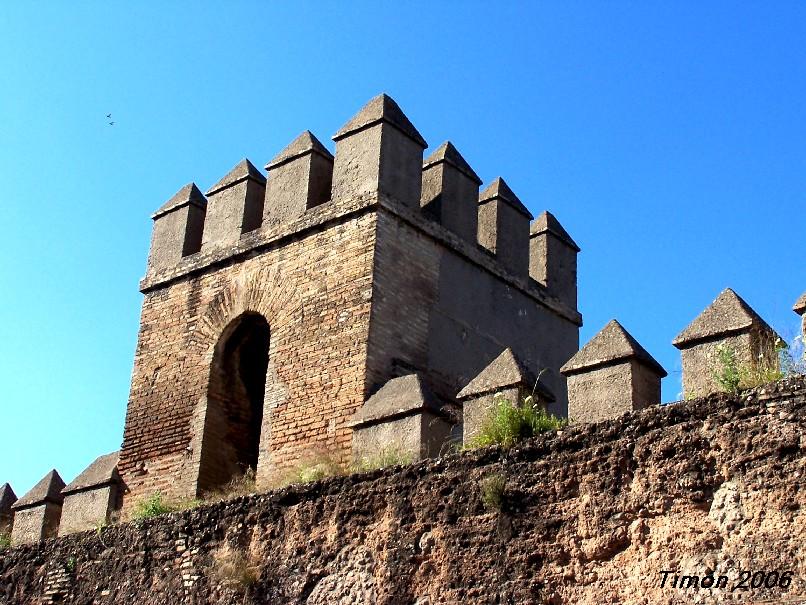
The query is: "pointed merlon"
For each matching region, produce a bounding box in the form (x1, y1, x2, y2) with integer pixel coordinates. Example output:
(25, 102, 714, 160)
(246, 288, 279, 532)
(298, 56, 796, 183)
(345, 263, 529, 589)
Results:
(151, 183, 206, 219)
(266, 130, 334, 171)
(333, 93, 427, 148)
(348, 374, 440, 428)
(423, 141, 481, 184)
(479, 177, 533, 219)
(672, 288, 780, 348)
(794, 292, 806, 316)
(0, 483, 17, 511)
(531, 211, 580, 252)
(206, 158, 266, 197)
(61, 452, 120, 495)
(561, 320, 667, 377)
(457, 348, 555, 402)
(11, 470, 65, 510)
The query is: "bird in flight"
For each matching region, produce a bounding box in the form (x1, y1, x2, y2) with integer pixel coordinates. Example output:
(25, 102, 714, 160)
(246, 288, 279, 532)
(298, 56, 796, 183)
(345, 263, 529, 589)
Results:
(106, 113, 112, 118)
(109, 121, 115, 126)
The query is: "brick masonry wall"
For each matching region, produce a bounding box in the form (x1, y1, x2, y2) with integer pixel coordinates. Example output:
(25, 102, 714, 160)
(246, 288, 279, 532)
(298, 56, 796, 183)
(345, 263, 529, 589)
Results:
(119, 208, 378, 504)
(2, 377, 805, 604)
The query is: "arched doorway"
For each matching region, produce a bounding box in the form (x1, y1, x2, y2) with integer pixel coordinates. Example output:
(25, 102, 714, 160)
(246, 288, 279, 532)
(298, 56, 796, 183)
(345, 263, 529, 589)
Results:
(197, 312, 270, 494)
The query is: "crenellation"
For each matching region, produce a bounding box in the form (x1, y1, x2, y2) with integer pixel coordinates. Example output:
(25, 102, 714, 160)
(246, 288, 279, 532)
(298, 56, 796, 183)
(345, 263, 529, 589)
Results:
(331, 94, 427, 207)
(30, 94, 582, 515)
(529, 210, 580, 310)
(147, 183, 206, 274)
(122, 90, 586, 505)
(263, 130, 334, 227)
(561, 320, 666, 423)
(420, 141, 481, 243)
(4, 377, 806, 603)
(201, 159, 266, 252)
(7, 93, 806, 605)
(477, 177, 532, 277)
(673, 288, 782, 398)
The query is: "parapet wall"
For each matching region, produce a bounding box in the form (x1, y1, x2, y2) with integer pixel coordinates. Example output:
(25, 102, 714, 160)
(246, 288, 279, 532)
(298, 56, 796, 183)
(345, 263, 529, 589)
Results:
(2, 376, 804, 605)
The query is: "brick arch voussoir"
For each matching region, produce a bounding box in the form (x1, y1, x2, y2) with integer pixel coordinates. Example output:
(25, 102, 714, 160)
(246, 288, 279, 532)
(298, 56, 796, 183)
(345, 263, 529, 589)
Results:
(189, 265, 302, 362)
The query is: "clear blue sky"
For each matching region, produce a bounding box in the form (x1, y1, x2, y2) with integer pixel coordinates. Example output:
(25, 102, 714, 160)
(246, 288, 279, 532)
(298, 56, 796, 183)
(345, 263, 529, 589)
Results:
(1, 3, 804, 498)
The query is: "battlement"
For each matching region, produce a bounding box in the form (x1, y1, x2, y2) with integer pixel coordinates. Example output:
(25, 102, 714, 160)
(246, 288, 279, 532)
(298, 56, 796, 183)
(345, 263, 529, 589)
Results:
(106, 94, 587, 506)
(145, 94, 579, 321)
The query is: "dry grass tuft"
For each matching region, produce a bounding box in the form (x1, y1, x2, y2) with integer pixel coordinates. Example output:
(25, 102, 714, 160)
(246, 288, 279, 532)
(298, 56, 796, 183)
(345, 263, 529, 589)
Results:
(209, 545, 260, 592)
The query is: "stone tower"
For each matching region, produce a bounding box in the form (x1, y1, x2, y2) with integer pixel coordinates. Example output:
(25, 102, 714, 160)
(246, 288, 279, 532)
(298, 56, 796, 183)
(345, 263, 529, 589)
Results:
(118, 94, 581, 505)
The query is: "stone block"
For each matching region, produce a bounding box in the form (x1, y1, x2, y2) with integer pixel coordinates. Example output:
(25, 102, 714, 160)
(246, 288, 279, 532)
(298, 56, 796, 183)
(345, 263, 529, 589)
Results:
(478, 178, 532, 276)
(332, 94, 427, 207)
(148, 183, 206, 273)
(457, 348, 555, 444)
(348, 374, 451, 462)
(673, 288, 782, 398)
(561, 320, 666, 423)
(794, 292, 806, 339)
(529, 211, 580, 310)
(0, 483, 17, 536)
(59, 452, 122, 536)
(264, 131, 334, 227)
(420, 141, 481, 243)
(10, 470, 64, 544)
(201, 159, 266, 251)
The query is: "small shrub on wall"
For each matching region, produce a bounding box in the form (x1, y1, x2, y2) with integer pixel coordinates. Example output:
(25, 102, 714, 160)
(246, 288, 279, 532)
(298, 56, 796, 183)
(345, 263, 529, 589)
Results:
(713, 335, 802, 394)
(479, 473, 506, 510)
(130, 492, 200, 521)
(466, 394, 566, 450)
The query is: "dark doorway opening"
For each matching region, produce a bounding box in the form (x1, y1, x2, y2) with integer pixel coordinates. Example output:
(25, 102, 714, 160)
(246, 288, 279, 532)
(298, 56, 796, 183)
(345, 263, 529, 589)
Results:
(198, 312, 270, 493)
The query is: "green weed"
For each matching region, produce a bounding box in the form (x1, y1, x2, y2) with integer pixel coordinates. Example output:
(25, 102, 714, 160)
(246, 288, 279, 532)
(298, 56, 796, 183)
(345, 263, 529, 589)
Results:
(131, 492, 200, 521)
(466, 394, 566, 450)
(713, 337, 788, 394)
(480, 473, 506, 510)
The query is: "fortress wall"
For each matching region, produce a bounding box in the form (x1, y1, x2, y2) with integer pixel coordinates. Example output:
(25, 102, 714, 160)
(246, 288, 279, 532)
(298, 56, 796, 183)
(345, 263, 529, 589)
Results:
(119, 209, 378, 504)
(2, 377, 804, 604)
(367, 205, 579, 415)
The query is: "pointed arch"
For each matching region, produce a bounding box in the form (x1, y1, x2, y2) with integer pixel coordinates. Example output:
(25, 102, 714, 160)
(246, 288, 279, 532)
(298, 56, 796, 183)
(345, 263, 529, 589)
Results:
(197, 311, 270, 493)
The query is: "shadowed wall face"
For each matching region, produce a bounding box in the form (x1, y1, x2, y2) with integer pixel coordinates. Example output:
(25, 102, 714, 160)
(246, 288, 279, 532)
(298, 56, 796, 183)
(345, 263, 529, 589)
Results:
(367, 209, 578, 417)
(59, 486, 119, 536)
(11, 504, 61, 544)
